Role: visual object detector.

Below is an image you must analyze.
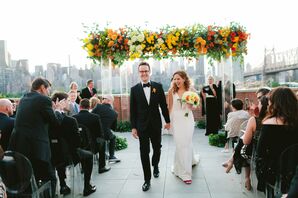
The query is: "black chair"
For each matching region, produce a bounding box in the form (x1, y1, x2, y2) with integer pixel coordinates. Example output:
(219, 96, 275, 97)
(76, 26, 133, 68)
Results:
(0, 151, 51, 198)
(265, 144, 298, 198)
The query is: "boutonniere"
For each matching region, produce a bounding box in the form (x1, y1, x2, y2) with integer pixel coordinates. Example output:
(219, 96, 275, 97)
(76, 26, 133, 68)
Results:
(152, 88, 156, 93)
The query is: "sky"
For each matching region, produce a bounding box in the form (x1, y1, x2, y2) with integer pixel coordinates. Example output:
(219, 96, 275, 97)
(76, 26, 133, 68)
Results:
(0, 0, 297, 72)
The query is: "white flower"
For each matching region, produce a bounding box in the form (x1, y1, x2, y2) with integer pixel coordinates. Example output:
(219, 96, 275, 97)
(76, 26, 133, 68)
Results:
(157, 38, 164, 45)
(136, 45, 143, 52)
(131, 36, 137, 43)
(130, 45, 136, 51)
(137, 34, 144, 42)
(128, 40, 132, 45)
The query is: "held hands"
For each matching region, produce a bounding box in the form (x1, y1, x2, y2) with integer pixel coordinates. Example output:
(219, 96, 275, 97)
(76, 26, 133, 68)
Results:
(131, 128, 139, 139)
(164, 123, 171, 130)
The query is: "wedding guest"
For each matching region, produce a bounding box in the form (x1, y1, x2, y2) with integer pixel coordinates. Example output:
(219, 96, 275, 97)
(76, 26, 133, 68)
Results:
(92, 94, 120, 163)
(73, 99, 110, 174)
(201, 75, 221, 135)
(49, 92, 95, 196)
(90, 96, 101, 110)
(69, 81, 81, 104)
(67, 90, 80, 116)
(256, 87, 298, 194)
(80, 80, 97, 99)
(12, 77, 65, 196)
(222, 98, 250, 152)
(0, 99, 15, 151)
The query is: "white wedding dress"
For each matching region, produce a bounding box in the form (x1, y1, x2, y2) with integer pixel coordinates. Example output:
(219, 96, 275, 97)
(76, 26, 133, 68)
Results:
(171, 92, 199, 181)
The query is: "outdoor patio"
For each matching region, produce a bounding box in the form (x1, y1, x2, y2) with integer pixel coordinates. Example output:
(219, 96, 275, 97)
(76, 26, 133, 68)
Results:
(61, 128, 265, 198)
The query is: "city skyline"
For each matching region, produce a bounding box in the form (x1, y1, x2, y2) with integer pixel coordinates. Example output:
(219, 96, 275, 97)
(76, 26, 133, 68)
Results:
(1, 0, 297, 72)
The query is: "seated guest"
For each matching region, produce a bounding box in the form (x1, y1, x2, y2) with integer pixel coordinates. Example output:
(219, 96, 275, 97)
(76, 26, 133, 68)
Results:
(67, 90, 80, 116)
(49, 92, 96, 196)
(90, 96, 101, 110)
(69, 81, 81, 104)
(0, 99, 15, 151)
(256, 87, 298, 194)
(73, 99, 111, 174)
(222, 98, 250, 152)
(80, 80, 97, 99)
(92, 94, 120, 163)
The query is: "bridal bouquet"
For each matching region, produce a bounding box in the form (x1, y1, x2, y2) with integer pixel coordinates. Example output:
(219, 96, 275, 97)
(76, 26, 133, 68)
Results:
(181, 91, 200, 117)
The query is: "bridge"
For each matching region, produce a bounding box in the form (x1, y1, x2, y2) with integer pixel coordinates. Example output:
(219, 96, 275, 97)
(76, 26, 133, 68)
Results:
(244, 47, 298, 82)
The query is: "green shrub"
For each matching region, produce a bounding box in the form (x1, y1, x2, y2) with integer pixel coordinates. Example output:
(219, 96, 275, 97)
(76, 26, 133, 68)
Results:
(196, 120, 206, 129)
(116, 121, 131, 132)
(115, 136, 128, 151)
(208, 133, 226, 147)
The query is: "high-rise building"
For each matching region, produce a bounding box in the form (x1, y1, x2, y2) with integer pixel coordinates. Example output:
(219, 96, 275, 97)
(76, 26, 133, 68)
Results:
(0, 40, 9, 67)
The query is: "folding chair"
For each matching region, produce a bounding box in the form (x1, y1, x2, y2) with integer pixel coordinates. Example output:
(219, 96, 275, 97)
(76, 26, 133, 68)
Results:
(0, 151, 51, 198)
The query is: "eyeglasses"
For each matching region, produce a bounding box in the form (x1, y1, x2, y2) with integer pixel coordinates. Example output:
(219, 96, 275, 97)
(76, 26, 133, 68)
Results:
(139, 70, 149, 73)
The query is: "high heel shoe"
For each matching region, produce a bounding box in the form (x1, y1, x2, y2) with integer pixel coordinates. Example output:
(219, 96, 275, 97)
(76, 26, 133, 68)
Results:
(225, 161, 233, 173)
(245, 178, 252, 191)
(183, 180, 192, 184)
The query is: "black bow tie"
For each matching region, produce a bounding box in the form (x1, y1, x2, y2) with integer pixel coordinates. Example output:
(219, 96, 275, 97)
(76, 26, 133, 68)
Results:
(143, 83, 151, 88)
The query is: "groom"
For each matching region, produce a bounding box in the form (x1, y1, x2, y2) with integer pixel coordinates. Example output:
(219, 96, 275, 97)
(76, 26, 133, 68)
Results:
(130, 61, 170, 191)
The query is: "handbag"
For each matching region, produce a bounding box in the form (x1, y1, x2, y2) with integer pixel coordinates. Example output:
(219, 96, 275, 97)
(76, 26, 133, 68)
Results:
(240, 143, 253, 160)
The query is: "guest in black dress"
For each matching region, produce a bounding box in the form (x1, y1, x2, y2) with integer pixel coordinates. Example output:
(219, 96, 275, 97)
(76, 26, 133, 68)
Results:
(256, 87, 298, 194)
(201, 76, 221, 135)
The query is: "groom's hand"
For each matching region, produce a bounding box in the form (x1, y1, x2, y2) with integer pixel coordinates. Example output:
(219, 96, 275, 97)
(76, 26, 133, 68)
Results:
(131, 128, 139, 139)
(164, 123, 170, 130)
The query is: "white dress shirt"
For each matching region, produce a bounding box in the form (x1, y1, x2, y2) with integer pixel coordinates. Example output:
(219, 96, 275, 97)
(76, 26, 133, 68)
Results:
(142, 81, 151, 104)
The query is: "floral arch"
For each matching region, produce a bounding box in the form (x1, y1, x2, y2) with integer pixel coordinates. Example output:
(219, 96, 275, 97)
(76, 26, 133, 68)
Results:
(82, 22, 249, 66)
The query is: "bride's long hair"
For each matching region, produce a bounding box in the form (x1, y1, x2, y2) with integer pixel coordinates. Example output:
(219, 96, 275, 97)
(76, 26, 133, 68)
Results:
(172, 70, 190, 93)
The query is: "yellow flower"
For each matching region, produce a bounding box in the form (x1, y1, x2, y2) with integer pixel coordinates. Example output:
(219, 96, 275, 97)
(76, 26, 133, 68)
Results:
(152, 88, 156, 93)
(88, 51, 94, 56)
(83, 38, 89, 44)
(86, 43, 94, 51)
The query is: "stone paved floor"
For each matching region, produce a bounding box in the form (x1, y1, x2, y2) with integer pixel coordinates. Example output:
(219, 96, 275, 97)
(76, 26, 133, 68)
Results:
(60, 129, 265, 198)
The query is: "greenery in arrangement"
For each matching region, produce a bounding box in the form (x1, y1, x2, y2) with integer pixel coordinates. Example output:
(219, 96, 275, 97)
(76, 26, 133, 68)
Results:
(208, 133, 226, 147)
(82, 22, 249, 66)
(115, 121, 132, 132)
(196, 120, 206, 129)
(0, 92, 22, 98)
(115, 136, 128, 151)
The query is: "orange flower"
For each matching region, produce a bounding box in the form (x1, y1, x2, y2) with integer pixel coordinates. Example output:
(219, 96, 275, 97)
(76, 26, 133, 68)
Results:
(108, 41, 114, 47)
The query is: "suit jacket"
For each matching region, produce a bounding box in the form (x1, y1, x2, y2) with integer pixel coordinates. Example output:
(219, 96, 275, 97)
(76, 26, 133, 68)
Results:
(80, 87, 97, 99)
(49, 115, 81, 166)
(91, 104, 118, 140)
(67, 102, 80, 116)
(13, 91, 63, 162)
(73, 110, 104, 141)
(0, 113, 15, 151)
(130, 81, 170, 135)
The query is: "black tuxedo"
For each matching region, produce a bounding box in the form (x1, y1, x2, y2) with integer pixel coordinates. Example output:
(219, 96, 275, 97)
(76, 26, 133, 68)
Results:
(92, 103, 118, 157)
(0, 113, 15, 151)
(130, 81, 170, 181)
(73, 110, 106, 169)
(80, 87, 97, 99)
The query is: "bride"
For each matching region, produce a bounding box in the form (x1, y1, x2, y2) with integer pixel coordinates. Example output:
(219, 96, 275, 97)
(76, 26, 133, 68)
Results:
(168, 70, 199, 184)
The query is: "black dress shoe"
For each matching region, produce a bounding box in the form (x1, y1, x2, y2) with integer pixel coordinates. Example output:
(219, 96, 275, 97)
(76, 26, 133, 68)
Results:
(98, 166, 111, 174)
(142, 181, 151, 191)
(83, 184, 96, 196)
(60, 185, 71, 195)
(153, 166, 159, 178)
